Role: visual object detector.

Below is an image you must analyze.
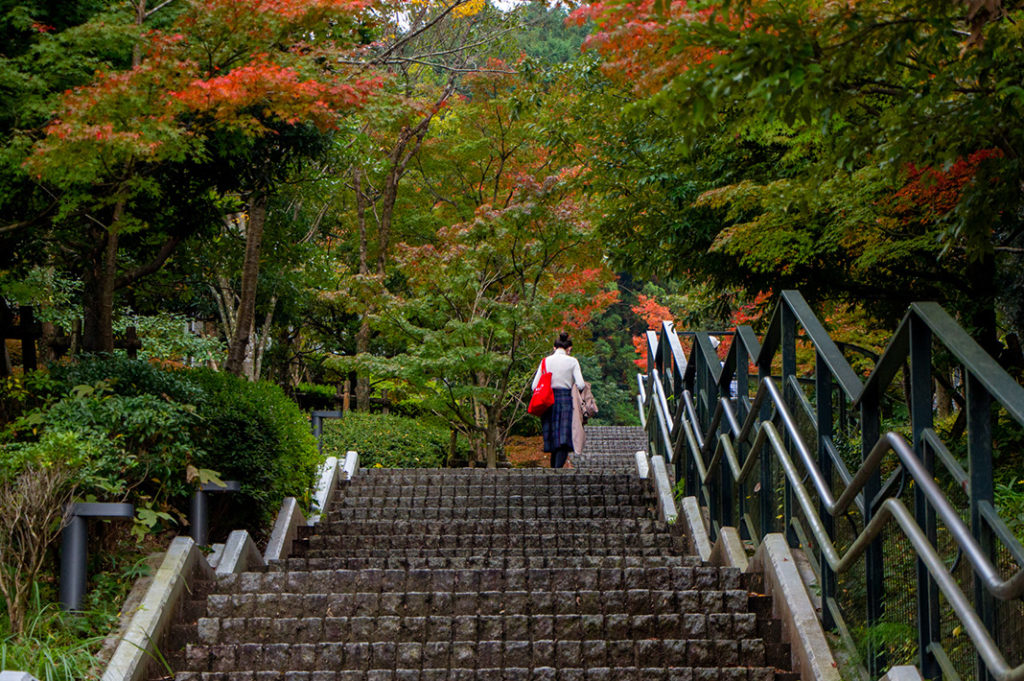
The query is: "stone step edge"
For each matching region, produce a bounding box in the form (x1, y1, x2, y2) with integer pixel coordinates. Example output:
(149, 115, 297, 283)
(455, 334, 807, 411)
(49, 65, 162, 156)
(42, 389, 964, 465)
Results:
(171, 666, 784, 681)
(100, 451, 352, 681)
(678, 490, 842, 681)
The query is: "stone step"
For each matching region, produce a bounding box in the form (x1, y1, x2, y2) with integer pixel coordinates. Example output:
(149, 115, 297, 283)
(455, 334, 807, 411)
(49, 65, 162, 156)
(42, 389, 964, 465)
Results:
(219, 564, 744, 594)
(342, 480, 641, 491)
(323, 506, 655, 521)
(313, 519, 672, 536)
(203, 588, 752, 619)
(329, 495, 652, 507)
(305, 532, 681, 553)
(175, 665, 785, 681)
(195, 611, 764, 644)
(266, 554, 705, 572)
(182, 637, 773, 672)
(300, 547, 681, 559)
(354, 470, 635, 479)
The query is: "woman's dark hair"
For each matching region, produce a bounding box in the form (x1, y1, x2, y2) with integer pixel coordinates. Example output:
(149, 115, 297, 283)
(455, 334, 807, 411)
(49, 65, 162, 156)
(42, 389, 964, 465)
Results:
(553, 332, 573, 349)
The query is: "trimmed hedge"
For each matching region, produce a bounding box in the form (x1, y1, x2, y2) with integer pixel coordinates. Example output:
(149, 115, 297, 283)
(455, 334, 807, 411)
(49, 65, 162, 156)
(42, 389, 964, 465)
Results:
(320, 412, 469, 468)
(188, 369, 319, 528)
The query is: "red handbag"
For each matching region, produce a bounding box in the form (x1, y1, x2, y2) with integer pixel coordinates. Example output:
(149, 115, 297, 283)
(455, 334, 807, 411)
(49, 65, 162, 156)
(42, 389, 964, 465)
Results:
(528, 359, 555, 416)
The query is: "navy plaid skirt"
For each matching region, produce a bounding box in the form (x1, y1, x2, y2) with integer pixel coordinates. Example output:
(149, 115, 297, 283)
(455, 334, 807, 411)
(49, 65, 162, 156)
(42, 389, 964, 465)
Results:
(541, 388, 574, 452)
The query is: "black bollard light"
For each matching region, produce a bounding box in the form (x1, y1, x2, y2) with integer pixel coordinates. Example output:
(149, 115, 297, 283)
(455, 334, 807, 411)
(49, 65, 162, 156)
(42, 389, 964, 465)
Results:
(59, 502, 134, 612)
(189, 480, 242, 546)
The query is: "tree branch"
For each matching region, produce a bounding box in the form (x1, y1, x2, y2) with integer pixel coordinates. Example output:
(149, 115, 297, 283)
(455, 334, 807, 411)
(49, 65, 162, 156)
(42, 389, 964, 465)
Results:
(114, 233, 184, 289)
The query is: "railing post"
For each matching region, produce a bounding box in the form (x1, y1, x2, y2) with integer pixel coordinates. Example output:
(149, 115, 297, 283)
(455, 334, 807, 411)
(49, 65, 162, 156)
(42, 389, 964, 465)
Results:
(967, 372, 995, 681)
(736, 340, 750, 539)
(758, 354, 773, 539)
(815, 353, 836, 631)
(860, 392, 885, 677)
(781, 304, 798, 547)
(719, 361, 734, 532)
(696, 335, 721, 537)
(909, 317, 941, 681)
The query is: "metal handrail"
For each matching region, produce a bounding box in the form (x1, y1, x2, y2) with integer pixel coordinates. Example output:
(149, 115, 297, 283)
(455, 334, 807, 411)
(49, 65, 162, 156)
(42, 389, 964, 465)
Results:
(639, 293, 1024, 681)
(650, 369, 675, 462)
(759, 291, 864, 401)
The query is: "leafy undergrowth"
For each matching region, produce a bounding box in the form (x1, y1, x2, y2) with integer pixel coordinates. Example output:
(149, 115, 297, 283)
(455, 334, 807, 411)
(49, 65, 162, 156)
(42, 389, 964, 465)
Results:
(0, 532, 154, 680)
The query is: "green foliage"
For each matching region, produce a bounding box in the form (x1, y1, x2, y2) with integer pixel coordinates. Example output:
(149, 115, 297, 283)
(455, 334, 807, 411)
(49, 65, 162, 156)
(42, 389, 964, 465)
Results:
(851, 619, 917, 669)
(4, 358, 319, 537)
(996, 478, 1024, 544)
(510, 3, 589, 65)
(0, 545, 150, 681)
(571, 0, 1024, 347)
(48, 354, 202, 404)
(4, 380, 202, 535)
(187, 369, 319, 528)
(113, 311, 225, 364)
(0, 599, 105, 681)
(296, 382, 337, 399)
(320, 412, 469, 469)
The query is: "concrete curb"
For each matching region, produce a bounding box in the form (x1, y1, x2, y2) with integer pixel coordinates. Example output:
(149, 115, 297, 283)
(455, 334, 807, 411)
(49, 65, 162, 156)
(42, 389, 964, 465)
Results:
(215, 530, 264, 578)
(101, 536, 211, 681)
(650, 456, 677, 524)
(749, 534, 842, 681)
(308, 456, 339, 525)
(710, 525, 749, 572)
(880, 667, 924, 681)
(264, 497, 307, 563)
(634, 451, 649, 480)
(343, 450, 359, 481)
(0, 673, 40, 681)
(680, 496, 713, 562)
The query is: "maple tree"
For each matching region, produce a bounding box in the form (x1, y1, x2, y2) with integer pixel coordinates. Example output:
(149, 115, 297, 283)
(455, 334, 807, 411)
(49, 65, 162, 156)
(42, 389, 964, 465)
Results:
(570, 0, 1024, 357)
(11, 0, 376, 361)
(345, 67, 616, 467)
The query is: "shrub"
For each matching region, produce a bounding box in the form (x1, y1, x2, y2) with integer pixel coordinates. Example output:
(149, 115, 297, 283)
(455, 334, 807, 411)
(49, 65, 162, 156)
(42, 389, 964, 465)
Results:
(320, 412, 469, 468)
(188, 369, 320, 529)
(296, 382, 337, 399)
(4, 382, 202, 541)
(4, 358, 319, 539)
(48, 355, 201, 405)
(0, 455, 75, 634)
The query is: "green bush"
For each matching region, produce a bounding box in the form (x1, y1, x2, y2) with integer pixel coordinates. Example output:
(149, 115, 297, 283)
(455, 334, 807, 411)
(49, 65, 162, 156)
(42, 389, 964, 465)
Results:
(188, 369, 320, 529)
(296, 382, 337, 399)
(48, 354, 201, 404)
(321, 412, 468, 468)
(4, 381, 202, 538)
(2, 358, 319, 539)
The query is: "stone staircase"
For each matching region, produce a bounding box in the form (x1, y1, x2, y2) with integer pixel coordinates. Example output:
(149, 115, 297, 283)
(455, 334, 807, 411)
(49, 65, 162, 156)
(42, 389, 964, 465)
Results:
(155, 465, 798, 681)
(573, 426, 646, 473)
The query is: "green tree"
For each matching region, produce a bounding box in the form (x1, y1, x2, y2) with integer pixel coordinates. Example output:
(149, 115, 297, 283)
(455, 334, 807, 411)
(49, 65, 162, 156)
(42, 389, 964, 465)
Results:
(571, 0, 1024, 354)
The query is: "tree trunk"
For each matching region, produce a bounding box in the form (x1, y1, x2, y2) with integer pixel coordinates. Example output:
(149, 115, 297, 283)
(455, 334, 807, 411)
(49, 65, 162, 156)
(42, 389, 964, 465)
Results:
(966, 251, 1001, 358)
(355, 317, 370, 410)
(935, 375, 952, 419)
(82, 202, 123, 353)
(251, 296, 276, 381)
(225, 194, 267, 375)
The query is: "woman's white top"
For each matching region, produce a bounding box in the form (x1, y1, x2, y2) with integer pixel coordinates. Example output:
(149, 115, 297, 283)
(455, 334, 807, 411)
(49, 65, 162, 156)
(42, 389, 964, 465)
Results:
(532, 348, 585, 390)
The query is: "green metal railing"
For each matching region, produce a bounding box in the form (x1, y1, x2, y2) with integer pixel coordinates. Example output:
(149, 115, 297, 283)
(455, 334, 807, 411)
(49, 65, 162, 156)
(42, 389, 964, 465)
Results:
(637, 290, 1024, 681)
